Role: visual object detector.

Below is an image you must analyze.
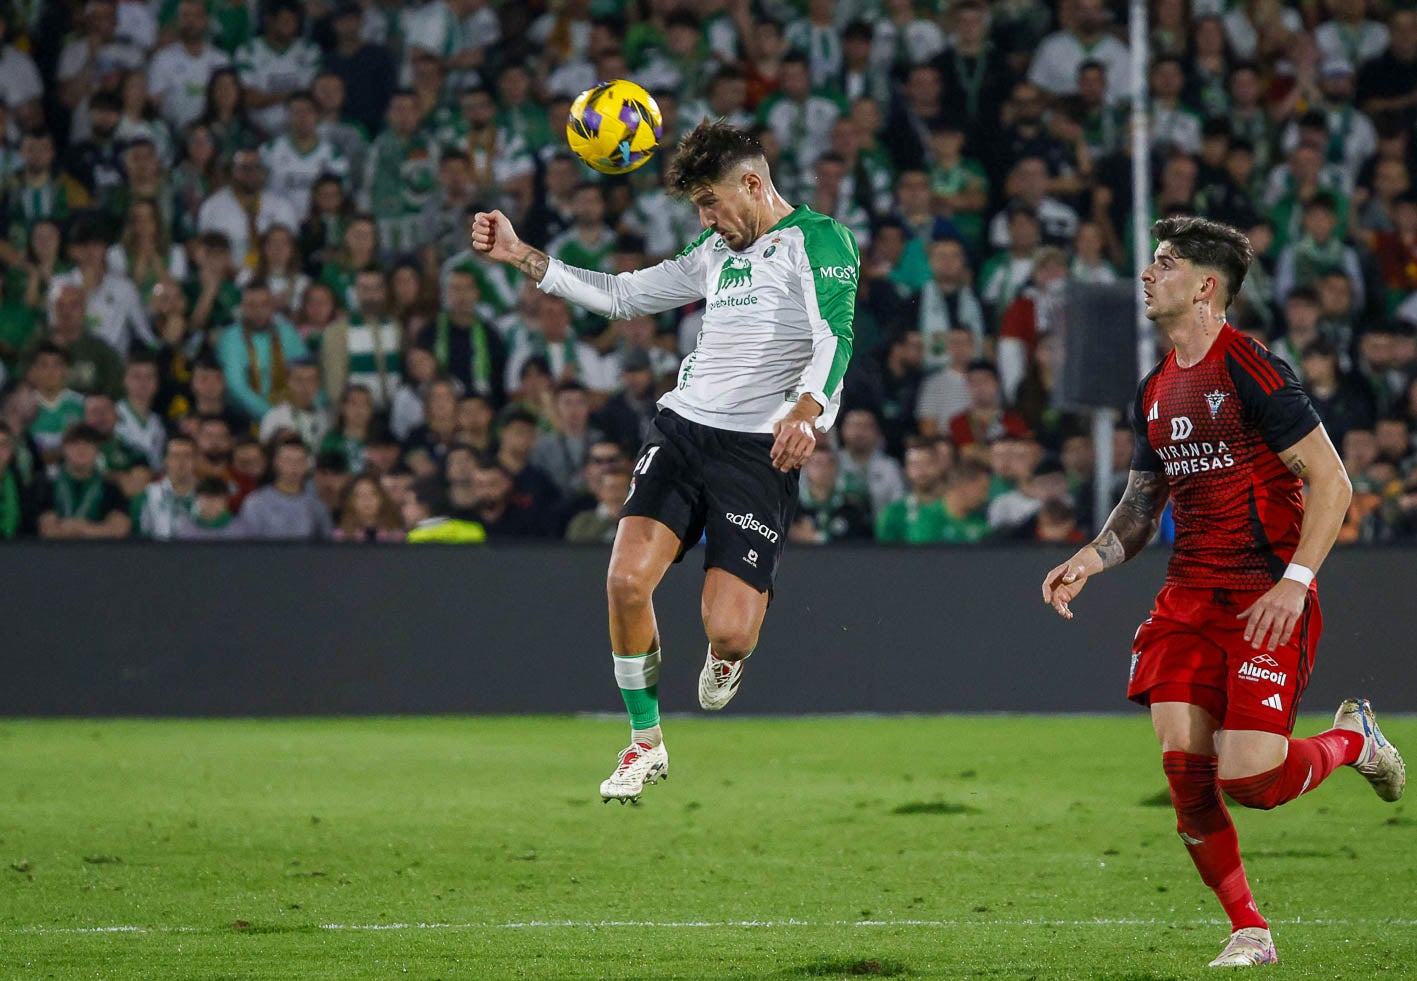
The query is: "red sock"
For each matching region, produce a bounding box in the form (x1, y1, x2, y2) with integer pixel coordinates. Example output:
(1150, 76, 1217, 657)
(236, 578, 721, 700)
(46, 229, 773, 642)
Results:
(1162, 751, 1267, 931)
(1219, 730, 1364, 811)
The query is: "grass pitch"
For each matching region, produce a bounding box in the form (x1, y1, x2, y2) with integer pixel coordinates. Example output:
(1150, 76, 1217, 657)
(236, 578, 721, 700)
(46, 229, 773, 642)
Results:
(2, 715, 1414, 979)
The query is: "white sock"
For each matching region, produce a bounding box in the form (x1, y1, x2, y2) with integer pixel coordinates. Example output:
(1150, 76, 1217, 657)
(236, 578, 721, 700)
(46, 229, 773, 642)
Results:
(632, 725, 663, 748)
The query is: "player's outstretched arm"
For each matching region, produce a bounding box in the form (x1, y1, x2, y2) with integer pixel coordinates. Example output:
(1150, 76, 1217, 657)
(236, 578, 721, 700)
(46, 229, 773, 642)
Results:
(1236, 425, 1352, 650)
(1088, 469, 1171, 569)
(471, 210, 550, 282)
(1041, 469, 1170, 619)
(472, 209, 705, 320)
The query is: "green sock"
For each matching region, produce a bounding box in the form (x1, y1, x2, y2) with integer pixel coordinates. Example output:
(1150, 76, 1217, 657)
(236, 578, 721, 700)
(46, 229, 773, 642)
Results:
(612, 650, 661, 729)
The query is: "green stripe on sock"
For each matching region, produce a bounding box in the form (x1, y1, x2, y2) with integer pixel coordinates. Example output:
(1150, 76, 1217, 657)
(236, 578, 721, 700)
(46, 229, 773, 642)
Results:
(613, 650, 661, 729)
(618, 685, 660, 729)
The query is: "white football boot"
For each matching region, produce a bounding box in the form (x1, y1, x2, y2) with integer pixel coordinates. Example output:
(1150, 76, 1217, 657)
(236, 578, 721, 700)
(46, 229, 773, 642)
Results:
(1208, 927, 1279, 968)
(599, 741, 668, 803)
(698, 646, 746, 711)
(1332, 698, 1406, 802)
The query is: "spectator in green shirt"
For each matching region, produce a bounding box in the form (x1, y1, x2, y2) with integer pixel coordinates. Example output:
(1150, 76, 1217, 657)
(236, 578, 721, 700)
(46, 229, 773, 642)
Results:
(927, 120, 989, 255)
(175, 475, 243, 539)
(22, 342, 85, 463)
(35, 424, 132, 539)
(494, 62, 551, 152)
(361, 90, 440, 255)
(158, 0, 254, 54)
(81, 393, 146, 475)
(24, 283, 124, 398)
(875, 441, 949, 544)
(936, 458, 993, 544)
(546, 184, 616, 339)
(0, 420, 44, 539)
(791, 444, 873, 545)
(0, 265, 37, 373)
(988, 433, 1043, 502)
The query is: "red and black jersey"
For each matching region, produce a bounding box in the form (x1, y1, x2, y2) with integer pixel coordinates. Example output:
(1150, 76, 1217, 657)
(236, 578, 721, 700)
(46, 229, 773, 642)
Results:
(1130, 324, 1323, 591)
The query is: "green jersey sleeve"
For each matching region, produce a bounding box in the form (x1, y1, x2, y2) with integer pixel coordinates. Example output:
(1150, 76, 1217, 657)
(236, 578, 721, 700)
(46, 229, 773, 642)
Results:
(796, 217, 859, 420)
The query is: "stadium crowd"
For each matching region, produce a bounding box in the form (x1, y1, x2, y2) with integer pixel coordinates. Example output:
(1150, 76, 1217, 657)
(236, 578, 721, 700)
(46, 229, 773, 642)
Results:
(1, 0, 1417, 545)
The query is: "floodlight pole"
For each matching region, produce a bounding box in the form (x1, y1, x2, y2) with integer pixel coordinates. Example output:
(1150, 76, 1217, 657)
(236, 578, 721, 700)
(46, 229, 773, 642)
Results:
(1092, 0, 1153, 533)
(1131, 0, 1155, 378)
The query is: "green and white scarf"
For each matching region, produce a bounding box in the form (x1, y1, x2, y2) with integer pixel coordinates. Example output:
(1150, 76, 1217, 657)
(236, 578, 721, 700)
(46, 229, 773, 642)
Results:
(1293, 236, 1347, 289)
(54, 469, 106, 521)
(434, 313, 494, 397)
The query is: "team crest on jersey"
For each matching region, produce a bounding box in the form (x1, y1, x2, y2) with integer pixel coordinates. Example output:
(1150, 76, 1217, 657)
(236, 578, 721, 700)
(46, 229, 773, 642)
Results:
(1205, 391, 1227, 418)
(713, 237, 727, 252)
(716, 255, 753, 293)
(763, 245, 776, 258)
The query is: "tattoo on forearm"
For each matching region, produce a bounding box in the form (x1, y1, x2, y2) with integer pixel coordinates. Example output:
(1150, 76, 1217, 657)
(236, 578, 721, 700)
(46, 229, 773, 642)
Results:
(512, 247, 550, 282)
(1089, 530, 1125, 569)
(1090, 471, 1167, 569)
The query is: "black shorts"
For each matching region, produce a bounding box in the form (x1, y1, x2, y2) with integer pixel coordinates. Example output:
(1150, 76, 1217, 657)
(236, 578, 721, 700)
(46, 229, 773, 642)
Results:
(621, 409, 799, 593)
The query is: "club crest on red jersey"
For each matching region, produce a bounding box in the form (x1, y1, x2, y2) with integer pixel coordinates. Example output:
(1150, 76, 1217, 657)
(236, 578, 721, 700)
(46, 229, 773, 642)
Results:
(1205, 391, 1227, 418)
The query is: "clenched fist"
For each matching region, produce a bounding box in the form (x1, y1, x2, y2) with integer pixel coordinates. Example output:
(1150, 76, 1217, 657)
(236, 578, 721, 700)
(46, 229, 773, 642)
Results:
(471, 210, 521, 265)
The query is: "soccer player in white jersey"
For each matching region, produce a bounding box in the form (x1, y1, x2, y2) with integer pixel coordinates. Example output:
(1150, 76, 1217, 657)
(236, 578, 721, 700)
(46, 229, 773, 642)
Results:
(473, 121, 860, 802)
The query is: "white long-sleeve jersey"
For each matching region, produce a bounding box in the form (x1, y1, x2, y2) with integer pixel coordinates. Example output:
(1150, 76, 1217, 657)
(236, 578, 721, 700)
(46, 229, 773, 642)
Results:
(537, 205, 858, 434)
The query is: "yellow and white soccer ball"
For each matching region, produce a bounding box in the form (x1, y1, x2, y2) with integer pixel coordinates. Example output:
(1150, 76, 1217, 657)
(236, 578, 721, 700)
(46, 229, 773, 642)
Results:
(566, 80, 663, 175)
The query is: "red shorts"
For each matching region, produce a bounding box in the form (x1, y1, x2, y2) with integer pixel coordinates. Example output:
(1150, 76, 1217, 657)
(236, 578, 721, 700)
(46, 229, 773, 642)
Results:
(1127, 583, 1322, 736)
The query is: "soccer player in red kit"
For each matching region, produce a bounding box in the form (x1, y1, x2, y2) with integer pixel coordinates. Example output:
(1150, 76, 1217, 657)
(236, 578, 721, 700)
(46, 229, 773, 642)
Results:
(1040, 217, 1406, 969)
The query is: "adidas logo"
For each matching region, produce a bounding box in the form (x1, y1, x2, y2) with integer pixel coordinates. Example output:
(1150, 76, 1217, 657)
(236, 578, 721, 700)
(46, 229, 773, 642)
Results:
(1262, 693, 1284, 711)
(1147, 402, 1159, 421)
(1238, 660, 1288, 686)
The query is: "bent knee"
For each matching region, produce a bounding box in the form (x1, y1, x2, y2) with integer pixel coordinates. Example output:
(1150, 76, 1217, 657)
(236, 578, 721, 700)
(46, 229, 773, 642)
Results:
(1158, 733, 1215, 756)
(1218, 779, 1281, 811)
(606, 564, 655, 609)
(704, 623, 757, 661)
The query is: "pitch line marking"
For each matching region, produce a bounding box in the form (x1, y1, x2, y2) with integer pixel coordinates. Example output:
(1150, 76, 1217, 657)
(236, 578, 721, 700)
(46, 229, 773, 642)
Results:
(10, 917, 1417, 936)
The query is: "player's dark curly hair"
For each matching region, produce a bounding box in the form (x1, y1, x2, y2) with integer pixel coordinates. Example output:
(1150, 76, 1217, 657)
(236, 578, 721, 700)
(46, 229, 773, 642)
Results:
(1152, 216, 1254, 305)
(665, 120, 764, 198)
